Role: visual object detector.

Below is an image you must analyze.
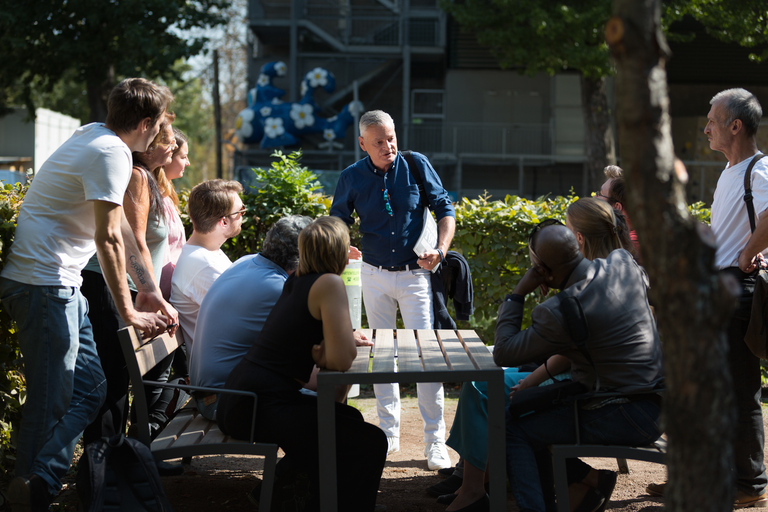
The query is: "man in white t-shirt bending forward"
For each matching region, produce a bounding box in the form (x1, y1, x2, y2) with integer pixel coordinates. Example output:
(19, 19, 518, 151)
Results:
(0, 78, 176, 510)
(171, 179, 245, 351)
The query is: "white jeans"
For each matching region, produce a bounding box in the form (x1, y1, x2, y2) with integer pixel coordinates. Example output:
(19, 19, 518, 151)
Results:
(362, 263, 446, 444)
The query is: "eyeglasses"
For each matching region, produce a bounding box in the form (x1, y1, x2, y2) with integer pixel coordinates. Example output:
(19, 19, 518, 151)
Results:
(595, 191, 618, 206)
(383, 187, 393, 216)
(528, 218, 564, 273)
(225, 207, 247, 219)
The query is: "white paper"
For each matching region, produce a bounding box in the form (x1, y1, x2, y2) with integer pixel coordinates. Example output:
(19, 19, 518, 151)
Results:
(413, 208, 440, 273)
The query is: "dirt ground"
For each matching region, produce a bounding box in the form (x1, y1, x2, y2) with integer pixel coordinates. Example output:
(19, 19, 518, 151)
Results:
(45, 384, 677, 512)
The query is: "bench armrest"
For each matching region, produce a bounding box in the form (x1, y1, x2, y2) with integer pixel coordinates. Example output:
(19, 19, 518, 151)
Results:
(142, 380, 260, 443)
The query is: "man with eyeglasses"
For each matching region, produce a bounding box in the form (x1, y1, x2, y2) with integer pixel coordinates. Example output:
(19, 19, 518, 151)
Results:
(495, 221, 662, 512)
(330, 110, 456, 470)
(171, 179, 245, 353)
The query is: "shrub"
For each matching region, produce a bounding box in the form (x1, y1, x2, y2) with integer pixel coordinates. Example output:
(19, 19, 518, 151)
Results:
(0, 155, 722, 476)
(450, 193, 574, 341)
(222, 150, 331, 261)
(0, 182, 29, 479)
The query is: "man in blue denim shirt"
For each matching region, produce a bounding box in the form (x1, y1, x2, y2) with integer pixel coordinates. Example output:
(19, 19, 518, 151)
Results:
(331, 110, 456, 470)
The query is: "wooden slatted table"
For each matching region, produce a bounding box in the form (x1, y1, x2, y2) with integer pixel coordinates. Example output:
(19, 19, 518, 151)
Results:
(316, 329, 505, 511)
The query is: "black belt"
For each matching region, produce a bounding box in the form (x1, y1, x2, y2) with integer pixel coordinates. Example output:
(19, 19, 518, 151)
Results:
(366, 262, 416, 272)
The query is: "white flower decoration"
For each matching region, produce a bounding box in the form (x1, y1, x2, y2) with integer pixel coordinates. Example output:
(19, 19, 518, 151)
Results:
(290, 104, 315, 129)
(264, 117, 285, 139)
(348, 100, 365, 117)
(235, 109, 255, 138)
(259, 106, 272, 117)
(327, 115, 338, 122)
(307, 68, 328, 88)
(257, 73, 270, 87)
(274, 61, 287, 76)
(323, 129, 336, 141)
(300, 81, 308, 97)
(271, 98, 282, 105)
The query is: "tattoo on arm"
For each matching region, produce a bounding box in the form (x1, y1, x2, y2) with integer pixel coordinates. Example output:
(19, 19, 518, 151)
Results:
(129, 255, 147, 285)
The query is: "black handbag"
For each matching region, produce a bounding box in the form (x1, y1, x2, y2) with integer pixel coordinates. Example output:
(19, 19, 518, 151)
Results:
(742, 153, 768, 359)
(507, 379, 587, 419)
(507, 292, 597, 419)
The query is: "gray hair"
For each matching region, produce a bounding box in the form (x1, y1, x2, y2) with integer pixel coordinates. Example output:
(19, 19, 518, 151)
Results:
(710, 88, 763, 138)
(359, 110, 394, 135)
(603, 165, 623, 179)
(261, 215, 313, 272)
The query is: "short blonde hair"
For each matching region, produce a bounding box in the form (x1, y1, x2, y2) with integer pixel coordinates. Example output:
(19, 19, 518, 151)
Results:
(298, 216, 349, 276)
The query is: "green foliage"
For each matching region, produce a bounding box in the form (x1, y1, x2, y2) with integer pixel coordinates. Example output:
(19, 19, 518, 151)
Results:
(450, 193, 575, 341)
(0, 0, 231, 121)
(688, 200, 712, 225)
(440, 0, 614, 79)
(0, 181, 28, 479)
(220, 151, 331, 261)
(664, 1, 768, 63)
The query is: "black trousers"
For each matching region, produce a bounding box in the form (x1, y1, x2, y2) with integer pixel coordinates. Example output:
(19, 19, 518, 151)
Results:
(81, 270, 130, 445)
(218, 360, 387, 512)
(721, 268, 767, 494)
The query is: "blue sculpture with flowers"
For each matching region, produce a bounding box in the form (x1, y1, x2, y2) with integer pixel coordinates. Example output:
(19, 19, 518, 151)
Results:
(235, 61, 364, 149)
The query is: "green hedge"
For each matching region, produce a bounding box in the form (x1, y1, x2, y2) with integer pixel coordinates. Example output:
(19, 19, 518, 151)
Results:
(0, 151, 714, 477)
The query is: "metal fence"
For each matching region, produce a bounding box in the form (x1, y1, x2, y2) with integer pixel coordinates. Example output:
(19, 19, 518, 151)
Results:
(409, 122, 551, 156)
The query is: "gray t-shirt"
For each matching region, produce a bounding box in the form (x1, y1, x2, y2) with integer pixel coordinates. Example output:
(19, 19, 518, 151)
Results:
(189, 253, 288, 389)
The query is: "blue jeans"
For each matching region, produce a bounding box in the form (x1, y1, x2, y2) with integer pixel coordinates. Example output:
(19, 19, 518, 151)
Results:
(0, 277, 107, 493)
(505, 398, 661, 512)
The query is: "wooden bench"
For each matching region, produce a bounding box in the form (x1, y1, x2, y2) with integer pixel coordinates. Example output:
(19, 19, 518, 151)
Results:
(118, 326, 278, 510)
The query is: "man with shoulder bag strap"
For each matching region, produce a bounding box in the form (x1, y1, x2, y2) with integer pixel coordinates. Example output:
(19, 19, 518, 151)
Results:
(330, 110, 456, 470)
(707, 88, 768, 508)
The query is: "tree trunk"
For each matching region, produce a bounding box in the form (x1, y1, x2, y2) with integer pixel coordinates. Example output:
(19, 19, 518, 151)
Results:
(580, 74, 617, 191)
(608, 1, 736, 511)
(86, 64, 115, 123)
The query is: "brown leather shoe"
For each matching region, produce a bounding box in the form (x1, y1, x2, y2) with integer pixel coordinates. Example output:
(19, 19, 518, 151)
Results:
(646, 481, 666, 497)
(735, 490, 768, 508)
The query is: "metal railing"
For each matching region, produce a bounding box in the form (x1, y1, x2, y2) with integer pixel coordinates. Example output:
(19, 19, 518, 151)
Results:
(252, 0, 443, 47)
(409, 122, 552, 156)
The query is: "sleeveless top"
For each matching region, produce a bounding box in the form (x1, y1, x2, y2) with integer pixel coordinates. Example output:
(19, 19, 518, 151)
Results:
(82, 186, 168, 292)
(244, 272, 324, 383)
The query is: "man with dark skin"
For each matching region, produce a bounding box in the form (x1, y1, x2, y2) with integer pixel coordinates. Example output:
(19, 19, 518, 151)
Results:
(495, 223, 663, 512)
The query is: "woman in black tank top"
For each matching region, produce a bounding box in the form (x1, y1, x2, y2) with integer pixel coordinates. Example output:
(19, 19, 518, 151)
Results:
(217, 216, 387, 512)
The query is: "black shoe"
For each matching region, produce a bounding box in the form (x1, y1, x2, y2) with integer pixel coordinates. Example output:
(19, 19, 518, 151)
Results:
(427, 474, 463, 497)
(437, 466, 455, 478)
(156, 460, 185, 476)
(595, 470, 617, 512)
(573, 488, 605, 512)
(437, 493, 457, 504)
(452, 494, 490, 512)
(7, 475, 54, 512)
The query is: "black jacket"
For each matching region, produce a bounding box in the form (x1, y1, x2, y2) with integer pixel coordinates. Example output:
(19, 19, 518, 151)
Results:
(431, 251, 474, 329)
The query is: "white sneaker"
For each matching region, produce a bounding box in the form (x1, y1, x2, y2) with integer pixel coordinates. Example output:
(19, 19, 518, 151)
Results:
(425, 441, 451, 470)
(387, 436, 400, 454)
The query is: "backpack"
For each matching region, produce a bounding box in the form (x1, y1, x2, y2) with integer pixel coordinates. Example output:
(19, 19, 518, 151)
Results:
(77, 434, 173, 512)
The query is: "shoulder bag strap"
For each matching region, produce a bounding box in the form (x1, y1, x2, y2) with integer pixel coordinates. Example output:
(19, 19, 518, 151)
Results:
(401, 150, 429, 210)
(743, 154, 767, 233)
